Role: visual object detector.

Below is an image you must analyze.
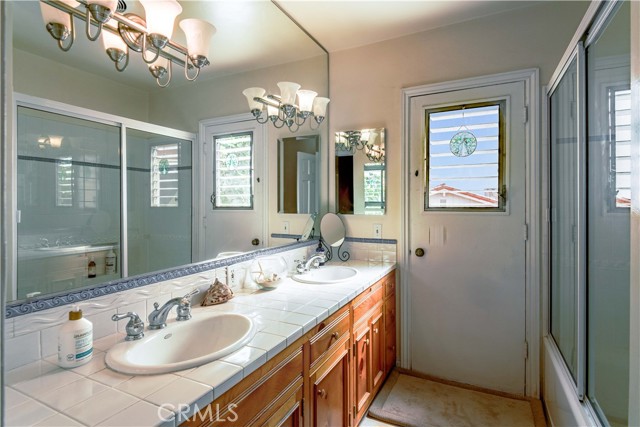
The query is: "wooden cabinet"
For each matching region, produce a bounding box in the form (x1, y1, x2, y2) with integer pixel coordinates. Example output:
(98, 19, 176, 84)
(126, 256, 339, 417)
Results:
(184, 269, 397, 427)
(309, 340, 350, 427)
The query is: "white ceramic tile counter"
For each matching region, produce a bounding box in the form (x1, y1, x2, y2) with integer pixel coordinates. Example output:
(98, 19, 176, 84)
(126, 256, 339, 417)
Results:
(5, 261, 396, 427)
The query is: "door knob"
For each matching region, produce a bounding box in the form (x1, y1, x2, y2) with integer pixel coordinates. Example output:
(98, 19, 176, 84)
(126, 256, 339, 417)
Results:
(251, 238, 260, 246)
(415, 248, 425, 257)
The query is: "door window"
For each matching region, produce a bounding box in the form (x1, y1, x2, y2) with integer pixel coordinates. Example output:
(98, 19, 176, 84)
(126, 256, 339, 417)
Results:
(425, 102, 506, 210)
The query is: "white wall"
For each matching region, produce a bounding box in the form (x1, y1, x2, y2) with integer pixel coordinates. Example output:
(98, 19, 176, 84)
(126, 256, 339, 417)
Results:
(12, 49, 149, 123)
(328, 1, 589, 240)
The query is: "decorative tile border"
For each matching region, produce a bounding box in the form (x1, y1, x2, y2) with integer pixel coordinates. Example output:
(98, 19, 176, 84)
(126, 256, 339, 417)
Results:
(6, 240, 317, 319)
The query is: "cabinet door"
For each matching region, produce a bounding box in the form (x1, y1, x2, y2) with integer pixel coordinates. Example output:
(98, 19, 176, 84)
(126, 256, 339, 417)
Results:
(353, 324, 371, 417)
(385, 294, 396, 374)
(370, 310, 385, 392)
(312, 345, 350, 427)
(260, 385, 303, 427)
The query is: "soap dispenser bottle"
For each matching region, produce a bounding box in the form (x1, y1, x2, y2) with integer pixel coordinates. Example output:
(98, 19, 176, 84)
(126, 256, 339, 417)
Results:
(58, 306, 93, 368)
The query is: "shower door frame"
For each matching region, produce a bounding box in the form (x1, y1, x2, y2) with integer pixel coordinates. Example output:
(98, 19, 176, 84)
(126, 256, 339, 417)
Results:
(7, 93, 197, 301)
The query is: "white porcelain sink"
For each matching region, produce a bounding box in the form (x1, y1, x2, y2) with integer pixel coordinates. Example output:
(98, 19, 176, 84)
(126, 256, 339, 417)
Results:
(106, 312, 256, 375)
(292, 266, 359, 284)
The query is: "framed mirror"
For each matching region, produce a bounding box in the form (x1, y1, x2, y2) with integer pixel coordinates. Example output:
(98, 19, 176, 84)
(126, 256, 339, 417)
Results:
(335, 128, 386, 215)
(278, 134, 320, 214)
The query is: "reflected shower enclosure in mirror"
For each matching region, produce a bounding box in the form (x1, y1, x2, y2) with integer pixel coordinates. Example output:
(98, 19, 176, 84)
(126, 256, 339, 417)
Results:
(278, 135, 320, 214)
(14, 103, 193, 301)
(335, 128, 386, 215)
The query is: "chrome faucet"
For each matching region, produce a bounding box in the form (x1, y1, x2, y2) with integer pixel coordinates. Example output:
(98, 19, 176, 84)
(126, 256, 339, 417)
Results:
(112, 312, 145, 341)
(148, 289, 198, 330)
(297, 253, 326, 273)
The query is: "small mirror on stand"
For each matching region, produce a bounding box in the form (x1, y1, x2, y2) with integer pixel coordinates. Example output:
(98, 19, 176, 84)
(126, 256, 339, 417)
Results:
(298, 213, 317, 241)
(319, 213, 349, 261)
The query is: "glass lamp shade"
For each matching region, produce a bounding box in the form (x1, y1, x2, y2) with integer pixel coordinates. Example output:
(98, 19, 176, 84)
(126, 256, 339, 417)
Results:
(297, 90, 317, 113)
(267, 104, 279, 118)
(48, 136, 63, 148)
(40, 0, 75, 27)
(179, 19, 216, 58)
(101, 20, 127, 51)
(140, 0, 183, 38)
(242, 87, 266, 111)
(312, 97, 330, 117)
(277, 82, 301, 106)
(90, 0, 118, 11)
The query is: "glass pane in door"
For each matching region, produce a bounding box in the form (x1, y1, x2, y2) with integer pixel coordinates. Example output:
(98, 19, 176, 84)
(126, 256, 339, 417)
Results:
(549, 58, 579, 381)
(126, 128, 192, 276)
(16, 107, 121, 300)
(586, 2, 630, 424)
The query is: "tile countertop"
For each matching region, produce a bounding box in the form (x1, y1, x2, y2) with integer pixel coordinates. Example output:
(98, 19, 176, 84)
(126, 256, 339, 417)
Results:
(5, 261, 396, 427)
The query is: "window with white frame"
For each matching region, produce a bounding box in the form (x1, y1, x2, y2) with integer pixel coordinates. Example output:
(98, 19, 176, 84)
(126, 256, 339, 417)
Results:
(364, 163, 385, 214)
(151, 143, 180, 207)
(212, 132, 253, 209)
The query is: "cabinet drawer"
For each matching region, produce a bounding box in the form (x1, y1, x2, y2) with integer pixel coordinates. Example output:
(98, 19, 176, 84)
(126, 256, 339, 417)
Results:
(353, 283, 383, 323)
(309, 310, 350, 367)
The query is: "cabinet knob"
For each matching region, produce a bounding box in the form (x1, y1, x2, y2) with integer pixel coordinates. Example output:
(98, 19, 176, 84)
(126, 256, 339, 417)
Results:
(365, 339, 370, 345)
(317, 389, 327, 399)
(374, 328, 379, 334)
(331, 332, 339, 340)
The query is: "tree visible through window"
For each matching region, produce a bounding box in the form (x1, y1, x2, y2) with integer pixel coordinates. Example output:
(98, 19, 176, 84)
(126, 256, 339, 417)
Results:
(425, 102, 505, 210)
(364, 163, 385, 214)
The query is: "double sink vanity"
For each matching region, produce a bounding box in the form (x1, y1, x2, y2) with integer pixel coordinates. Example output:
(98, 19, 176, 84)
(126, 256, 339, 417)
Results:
(5, 260, 396, 427)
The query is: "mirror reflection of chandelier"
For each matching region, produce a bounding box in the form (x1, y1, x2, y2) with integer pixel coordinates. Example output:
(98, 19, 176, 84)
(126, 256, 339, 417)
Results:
(39, 0, 216, 87)
(242, 83, 330, 133)
(335, 128, 385, 163)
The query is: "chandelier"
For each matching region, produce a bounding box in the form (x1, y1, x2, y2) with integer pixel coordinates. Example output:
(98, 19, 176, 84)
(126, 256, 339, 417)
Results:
(39, 0, 216, 87)
(242, 82, 330, 132)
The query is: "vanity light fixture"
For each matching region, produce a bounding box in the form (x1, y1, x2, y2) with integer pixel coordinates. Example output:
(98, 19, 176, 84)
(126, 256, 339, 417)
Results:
(336, 130, 368, 153)
(242, 82, 330, 132)
(39, 0, 216, 87)
(37, 135, 64, 149)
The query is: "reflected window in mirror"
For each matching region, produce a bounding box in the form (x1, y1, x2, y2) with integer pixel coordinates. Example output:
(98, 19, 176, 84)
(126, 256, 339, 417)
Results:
(278, 135, 320, 214)
(151, 142, 181, 208)
(213, 132, 254, 209)
(335, 128, 386, 215)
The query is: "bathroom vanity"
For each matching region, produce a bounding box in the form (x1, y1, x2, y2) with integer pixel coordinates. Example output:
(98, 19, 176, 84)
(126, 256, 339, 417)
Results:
(182, 269, 396, 427)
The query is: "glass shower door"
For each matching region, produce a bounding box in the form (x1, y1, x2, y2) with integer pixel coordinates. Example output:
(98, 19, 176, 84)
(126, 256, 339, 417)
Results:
(126, 128, 192, 276)
(16, 107, 121, 299)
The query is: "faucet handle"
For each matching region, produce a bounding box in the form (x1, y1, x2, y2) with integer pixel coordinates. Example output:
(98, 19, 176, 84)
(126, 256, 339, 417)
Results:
(176, 289, 198, 322)
(112, 312, 144, 341)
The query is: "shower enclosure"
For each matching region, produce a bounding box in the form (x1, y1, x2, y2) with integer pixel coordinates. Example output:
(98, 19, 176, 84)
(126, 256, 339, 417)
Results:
(12, 96, 195, 301)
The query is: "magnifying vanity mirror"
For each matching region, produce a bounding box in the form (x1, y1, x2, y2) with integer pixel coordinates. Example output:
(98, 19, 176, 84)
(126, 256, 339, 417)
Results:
(299, 213, 317, 241)
(335, 128, 386, 215)
(320, 213, 346, 247)
(278, 135, 320, 214)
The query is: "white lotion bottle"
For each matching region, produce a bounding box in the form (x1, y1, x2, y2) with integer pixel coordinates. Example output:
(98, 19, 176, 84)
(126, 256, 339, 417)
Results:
(58, 306, 93, 368)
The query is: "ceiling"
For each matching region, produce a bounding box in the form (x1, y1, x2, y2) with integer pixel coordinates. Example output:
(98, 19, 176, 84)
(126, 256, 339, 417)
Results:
(277, 0, 542, 52)
(12, 0, 544, 90)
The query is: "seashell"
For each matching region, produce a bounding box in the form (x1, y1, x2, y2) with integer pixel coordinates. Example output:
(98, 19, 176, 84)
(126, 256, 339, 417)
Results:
(201, 279, 234, 306)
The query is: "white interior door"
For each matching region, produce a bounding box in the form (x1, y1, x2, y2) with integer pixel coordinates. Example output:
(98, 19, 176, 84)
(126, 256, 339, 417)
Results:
(202, 118, 265, 259)
(408, 81, 527, 395)
(297, 151, 317, 214)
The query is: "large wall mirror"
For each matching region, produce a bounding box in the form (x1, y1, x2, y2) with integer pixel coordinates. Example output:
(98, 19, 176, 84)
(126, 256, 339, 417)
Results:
(4, 0, 328, 306)
(335, 128, 386, 215)
(278, 134, 320, 214)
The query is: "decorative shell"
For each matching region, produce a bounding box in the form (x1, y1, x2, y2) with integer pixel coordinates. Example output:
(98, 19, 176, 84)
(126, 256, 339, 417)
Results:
(201, 279, 234, 306)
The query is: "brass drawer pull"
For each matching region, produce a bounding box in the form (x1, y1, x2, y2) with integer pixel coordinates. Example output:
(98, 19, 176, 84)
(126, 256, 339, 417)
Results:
(331, 332, 339, 339)
(318, 389, 327, 398)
